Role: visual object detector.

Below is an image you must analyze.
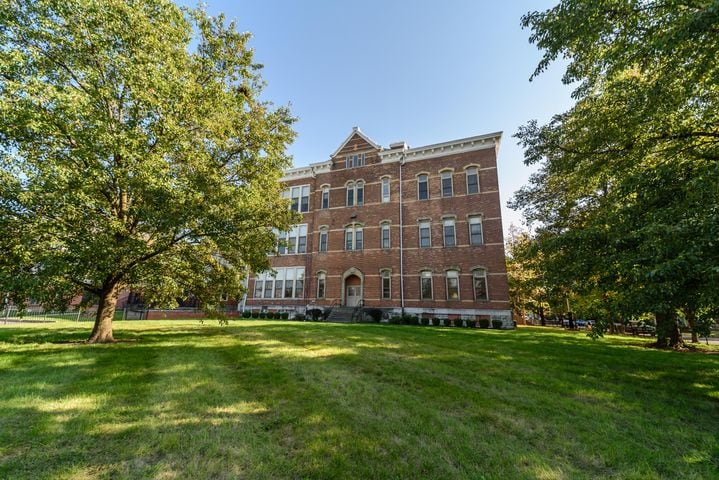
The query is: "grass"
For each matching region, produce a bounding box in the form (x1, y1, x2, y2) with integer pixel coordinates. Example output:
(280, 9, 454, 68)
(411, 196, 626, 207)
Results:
(0, 321, 717, 479)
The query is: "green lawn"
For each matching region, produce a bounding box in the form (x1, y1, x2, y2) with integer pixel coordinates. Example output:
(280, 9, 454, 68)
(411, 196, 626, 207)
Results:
(0, 321, 717, 479)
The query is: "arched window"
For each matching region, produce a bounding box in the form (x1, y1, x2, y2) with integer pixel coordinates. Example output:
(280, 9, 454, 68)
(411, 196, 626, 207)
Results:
(346, 181, 355, 206)
(417, 174, 429, 200)
(446, 270, 460, 300)
(317, 272, 326, 299)
(318, 227, 328, 252)
(381, 177, 391, 203)
(345, 224, 363, 251)
(420, 271, 433, 300)
(468, 216, 483, 245)
(466, 167, 479, 194)
(440, 171, 453, 197)
(346, 181, 364, 206)
(473, 268, 488, 301)
(380, 269, 391, 300)
(380, 222, 391, 249)
(321, 185, 330, 209)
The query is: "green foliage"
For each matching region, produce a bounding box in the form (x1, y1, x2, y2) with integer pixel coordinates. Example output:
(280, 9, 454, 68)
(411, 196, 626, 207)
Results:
(306, 308, 322, 321)
(280, 312, 289, 320)
(0, 0, 297, 340)
(466, 319, 477, 328)
(453, 319, 464, 328)
(512, 1, 719, 346)
(251, 311, 259, 319)
(241, 310, 251, 318)
(365, 308, 383, 323)
(389, 315, 401, 325)
(492, 320, 503, 330)
(294, 313, 305, 321)
(478, 319, 490, 329)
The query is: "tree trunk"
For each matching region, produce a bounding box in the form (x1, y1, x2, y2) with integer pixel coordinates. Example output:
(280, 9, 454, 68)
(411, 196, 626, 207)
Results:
(88, 283, 120, 343)
(685, 309, 698, 343)
(539, 306, 546, 326)
(655, 311, 683, 349)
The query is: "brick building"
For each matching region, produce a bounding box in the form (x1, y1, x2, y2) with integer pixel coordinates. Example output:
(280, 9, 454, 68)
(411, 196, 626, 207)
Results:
(244, 127, 512, 326)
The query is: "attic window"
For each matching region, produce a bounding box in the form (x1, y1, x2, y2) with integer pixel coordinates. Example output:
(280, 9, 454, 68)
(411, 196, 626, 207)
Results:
(345, 153, 366, 169)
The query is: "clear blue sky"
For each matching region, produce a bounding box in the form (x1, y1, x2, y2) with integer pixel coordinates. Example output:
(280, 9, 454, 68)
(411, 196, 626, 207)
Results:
(184, 0, 574, 232)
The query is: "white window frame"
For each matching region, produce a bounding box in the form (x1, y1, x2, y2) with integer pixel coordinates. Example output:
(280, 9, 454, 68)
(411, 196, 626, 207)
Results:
(280, 224, 308, 255)
(380, 222, 391, 249)
(381, 177, 390, 203)
(419, 221, 431, 248)
(473, 268, 488, 301)
(380, 269, 391, 300)
(443, 218, 456, 247)
(417, 174, 429, 200)
(285, 185, 310, 213)
(420, 271, 433, 300)
(345, 153, 366, 169)
(466, 167, 479, 194)
(318, 227, 328, 252)
(321, 186, 330, 209)
(317, 271, 326, 299)
(440, 171, 453, 197)
(344, 224, 363, 251)
(253, 267, 305, 299)
(446, 270, 460, 300)
(468, 216, 484, 245)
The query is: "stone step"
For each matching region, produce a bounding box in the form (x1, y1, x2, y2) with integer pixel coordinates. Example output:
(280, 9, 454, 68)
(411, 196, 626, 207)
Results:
(326, 307, 356, 323)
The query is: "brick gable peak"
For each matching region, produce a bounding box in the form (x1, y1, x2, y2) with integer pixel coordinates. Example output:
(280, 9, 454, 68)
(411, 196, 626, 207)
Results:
(330, 126, 382, 158)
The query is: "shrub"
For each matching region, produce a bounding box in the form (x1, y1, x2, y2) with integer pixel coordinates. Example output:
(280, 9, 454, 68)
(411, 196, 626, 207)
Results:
(401, 314, 418, 325)
(478, 318, 490, 329)
(241, 310, 251, 318)
(251, 311, 259, 319)
(307, 308, 323, 321)
(366, 308, 383, 323)
(454, 319, 464, 327)
(295, 313, 305, 321)
(280, 312, 289, 320)
(466, 319, 477, 328)
(266, 312, 275, 320)
(492, 320, 503, 329)
(258, 312, 267, 319)
(389, 315, 401, 325)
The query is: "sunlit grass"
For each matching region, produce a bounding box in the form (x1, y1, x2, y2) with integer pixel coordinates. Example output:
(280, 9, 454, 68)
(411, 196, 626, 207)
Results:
(0, 321, 717, 479)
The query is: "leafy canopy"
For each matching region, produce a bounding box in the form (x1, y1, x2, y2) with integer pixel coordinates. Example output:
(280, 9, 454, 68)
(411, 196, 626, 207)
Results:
(0, 1, 297, 320)
(510, 0, 719, 345)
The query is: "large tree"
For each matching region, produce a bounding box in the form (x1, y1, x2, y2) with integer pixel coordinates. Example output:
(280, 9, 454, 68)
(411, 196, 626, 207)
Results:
(511, 1, 719, 347)
(0, 0, 297, 342)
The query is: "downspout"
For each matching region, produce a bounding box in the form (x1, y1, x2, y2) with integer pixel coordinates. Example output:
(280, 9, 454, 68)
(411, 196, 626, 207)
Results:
(399, 153, 406, 316)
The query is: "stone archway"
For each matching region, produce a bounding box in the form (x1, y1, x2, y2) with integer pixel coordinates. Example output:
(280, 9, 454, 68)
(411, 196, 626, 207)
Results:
(341, 267, 364, 307)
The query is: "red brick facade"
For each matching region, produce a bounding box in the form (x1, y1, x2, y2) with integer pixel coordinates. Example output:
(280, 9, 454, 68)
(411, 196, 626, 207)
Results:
(245, 128, 511, 324)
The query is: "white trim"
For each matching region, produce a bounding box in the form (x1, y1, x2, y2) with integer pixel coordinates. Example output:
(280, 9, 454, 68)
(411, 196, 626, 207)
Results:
(380, 131, 502, 164)
(330, 126, 382, 158)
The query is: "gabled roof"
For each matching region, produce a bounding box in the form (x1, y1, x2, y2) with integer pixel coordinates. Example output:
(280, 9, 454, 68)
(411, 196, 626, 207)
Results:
(330, 126, 382, 158)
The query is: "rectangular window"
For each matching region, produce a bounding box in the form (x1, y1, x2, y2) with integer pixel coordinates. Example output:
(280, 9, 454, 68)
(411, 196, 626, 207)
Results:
(443, 219, 456, 247)
(419, 222, 431, 248)
(277, 230, 287, 255)
(319, 229, 328, 252)
(469, 217, 483, 245)
(253, 273, 264, 298)
(381, 224, 390, 249)
(466, 167, 479, 194)
(356, 181, 364, 206)
(381, 271, 391, 300)
(345, 229, 353, 250)
(345, 153, 365, 169)
(355, 228, 363, 250)
(297, 224, 307, 254)
(446, 271, 459, 300)
(421, 271, 433, 300)
(473, 270, 488, 301)
(286, 185, 310, 213)
(441, 171, 453, 197)
(282, 224, 308, 255)
(381, 177, 390, 203)
(317, 273, 326, 299)
(253, 267, 305, 299)
(418, 174, 429, 200)
(321, 188, 330, 209)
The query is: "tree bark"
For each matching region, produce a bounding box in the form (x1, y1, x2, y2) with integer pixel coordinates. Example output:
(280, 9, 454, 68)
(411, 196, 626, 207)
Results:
(655, 311, 683, 349)
(685, 308, 698, 343)
(539, 306, 546, 326)
(88, 283, 120, 343)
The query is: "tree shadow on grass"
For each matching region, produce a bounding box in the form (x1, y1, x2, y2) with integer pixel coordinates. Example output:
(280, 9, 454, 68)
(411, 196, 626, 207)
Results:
(0, 323, 717, 479)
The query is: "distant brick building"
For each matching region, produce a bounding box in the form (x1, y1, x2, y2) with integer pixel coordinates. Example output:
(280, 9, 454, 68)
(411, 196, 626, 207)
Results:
(244, 127, 511, 325)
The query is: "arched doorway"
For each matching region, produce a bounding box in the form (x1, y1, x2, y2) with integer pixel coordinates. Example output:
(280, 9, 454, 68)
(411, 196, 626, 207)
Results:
(341, 268, 364, 307)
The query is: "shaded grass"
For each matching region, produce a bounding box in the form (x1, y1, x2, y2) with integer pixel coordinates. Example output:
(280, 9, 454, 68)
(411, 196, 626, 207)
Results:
(0, 321, 717, 479)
